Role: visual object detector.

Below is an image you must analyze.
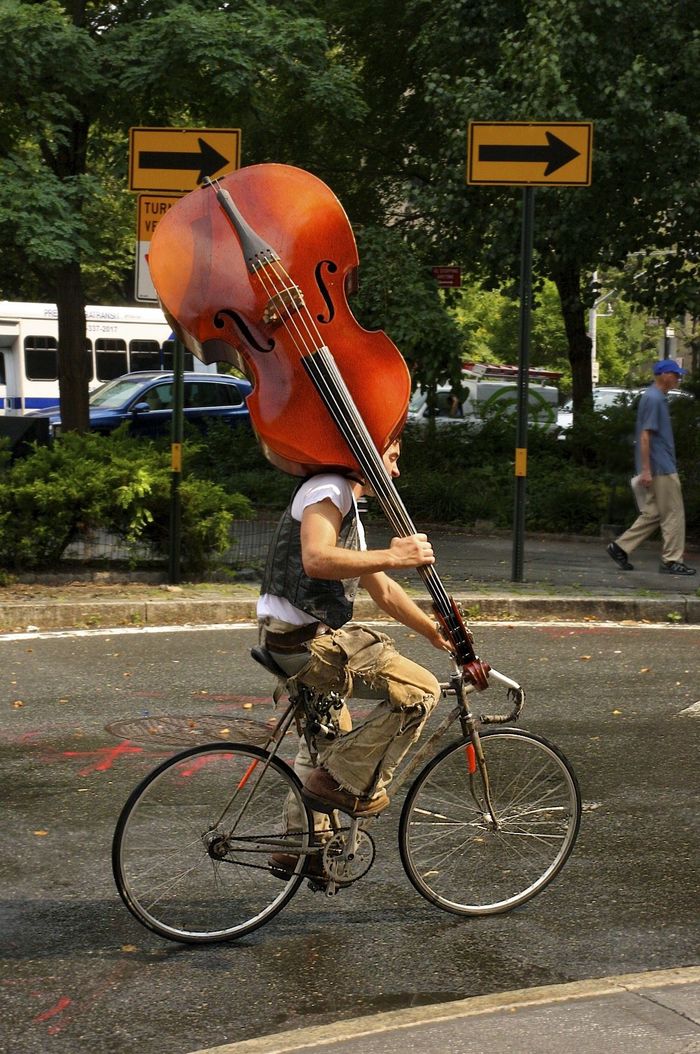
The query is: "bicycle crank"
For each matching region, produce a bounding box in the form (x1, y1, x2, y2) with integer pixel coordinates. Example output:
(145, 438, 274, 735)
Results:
(322, 827, 376, 887)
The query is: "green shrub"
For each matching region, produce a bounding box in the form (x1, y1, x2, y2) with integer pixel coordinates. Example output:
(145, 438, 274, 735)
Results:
(0, 430, 253, 572)
(186, 420, 296, 509)
(526, 460, 610, 534)
(1, 385, 696, 577)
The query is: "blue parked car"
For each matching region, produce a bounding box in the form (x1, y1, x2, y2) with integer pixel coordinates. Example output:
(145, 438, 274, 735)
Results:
(28, 371, 252, 437)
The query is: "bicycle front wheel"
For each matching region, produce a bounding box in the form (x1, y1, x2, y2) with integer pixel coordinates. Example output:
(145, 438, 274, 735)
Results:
(399, 729, 581, 916)
(113, 743, 312, 943)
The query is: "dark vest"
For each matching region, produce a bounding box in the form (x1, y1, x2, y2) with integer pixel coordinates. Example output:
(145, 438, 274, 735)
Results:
(260, 483, 361, 629)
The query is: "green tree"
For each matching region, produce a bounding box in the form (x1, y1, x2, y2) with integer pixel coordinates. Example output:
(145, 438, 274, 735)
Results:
(0, 0, 365, 431)
(335, 0, 700, 412)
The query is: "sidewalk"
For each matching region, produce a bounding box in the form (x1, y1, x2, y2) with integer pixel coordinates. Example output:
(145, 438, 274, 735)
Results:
(189, 968, 700, 1054)
(0, 532, 698, 633)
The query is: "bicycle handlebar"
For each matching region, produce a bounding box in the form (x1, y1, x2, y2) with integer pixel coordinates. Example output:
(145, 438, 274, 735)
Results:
(440, 663, 526, 725)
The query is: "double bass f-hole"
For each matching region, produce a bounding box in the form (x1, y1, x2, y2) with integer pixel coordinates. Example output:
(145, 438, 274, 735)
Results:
(314, 259, 337, 324)
(213, 309, 274, 355)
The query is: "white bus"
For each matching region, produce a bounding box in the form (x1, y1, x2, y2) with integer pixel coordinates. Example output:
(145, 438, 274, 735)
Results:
(0, 301, 210, 412)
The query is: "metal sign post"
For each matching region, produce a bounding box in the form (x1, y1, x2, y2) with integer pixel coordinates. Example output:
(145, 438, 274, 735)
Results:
(168, 337, 185, 584)
(466, 120, 593, 583)
(511, 187, 535, 582)
(126, 125, 242, 578)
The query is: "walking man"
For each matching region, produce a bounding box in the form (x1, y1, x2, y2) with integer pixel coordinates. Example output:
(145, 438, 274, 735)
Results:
(607, 359, 695, 576)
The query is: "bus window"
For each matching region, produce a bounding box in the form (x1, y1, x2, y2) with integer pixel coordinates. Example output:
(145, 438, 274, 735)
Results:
(130, 339, 161, 372)
(25, 336, 58, 380)
(86, 339, 94, 381)
(96, 337, 127, 380)
(0, 351, 6, 386)
(162, 339, 194, 372)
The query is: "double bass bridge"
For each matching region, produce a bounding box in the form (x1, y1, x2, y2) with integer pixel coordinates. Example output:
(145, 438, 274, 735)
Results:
(262, 285, 305, 327)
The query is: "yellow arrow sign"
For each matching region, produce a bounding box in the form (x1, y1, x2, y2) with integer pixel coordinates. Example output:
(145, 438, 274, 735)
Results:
(129, 127, 241, 193)
(467, 121, 592, 186)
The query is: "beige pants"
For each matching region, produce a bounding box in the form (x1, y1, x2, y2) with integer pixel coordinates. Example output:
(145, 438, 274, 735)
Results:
(260, 622, 441, 830)
(616, 472, 686, 564)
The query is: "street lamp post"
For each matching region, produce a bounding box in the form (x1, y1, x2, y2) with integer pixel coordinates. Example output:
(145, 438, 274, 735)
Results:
(588, 271, 615, 384)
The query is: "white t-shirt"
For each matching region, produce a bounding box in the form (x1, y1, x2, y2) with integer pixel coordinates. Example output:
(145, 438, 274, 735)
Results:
(257, 474, 366, 626)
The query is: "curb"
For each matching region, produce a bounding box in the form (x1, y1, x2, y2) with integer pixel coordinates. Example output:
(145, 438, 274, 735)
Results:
(1, 593, 699, 634)
(188, 966, 700, 1054)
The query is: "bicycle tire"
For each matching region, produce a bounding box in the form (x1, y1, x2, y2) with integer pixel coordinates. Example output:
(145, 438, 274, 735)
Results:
(112, 742, 313, 943)
(399, 728, 581, 916)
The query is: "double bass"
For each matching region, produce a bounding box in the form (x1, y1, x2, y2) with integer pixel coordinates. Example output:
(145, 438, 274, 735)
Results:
(148, 163, 490, 689)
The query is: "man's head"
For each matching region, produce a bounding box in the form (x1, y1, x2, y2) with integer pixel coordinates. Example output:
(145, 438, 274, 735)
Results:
(356, 439, 401, 498)
(652, 359, 687, 392)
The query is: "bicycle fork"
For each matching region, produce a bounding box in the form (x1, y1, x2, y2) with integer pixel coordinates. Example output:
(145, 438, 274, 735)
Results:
(465, 728, 500, 828)
(458, 692, 500, 829)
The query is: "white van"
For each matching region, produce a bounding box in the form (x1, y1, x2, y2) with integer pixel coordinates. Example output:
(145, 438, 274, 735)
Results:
(408, 378, 559, 430)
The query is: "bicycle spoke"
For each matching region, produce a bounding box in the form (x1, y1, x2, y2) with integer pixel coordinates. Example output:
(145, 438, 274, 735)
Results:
(400, 731, 580, 915)
(113, 744, 311, 942)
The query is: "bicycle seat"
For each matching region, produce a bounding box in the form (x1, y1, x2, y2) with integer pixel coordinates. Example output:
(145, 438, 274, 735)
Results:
(250, 645, 288, 680)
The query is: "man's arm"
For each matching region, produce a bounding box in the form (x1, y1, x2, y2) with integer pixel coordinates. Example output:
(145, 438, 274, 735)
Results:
(301, 498, 435, 579)
(639, 429, 653, 485)
(360, 570, 451, 652)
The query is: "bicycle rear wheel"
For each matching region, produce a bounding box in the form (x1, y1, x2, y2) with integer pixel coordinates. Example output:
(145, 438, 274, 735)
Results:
(399, 728, 581, 916)
(113, 743, 312, 943)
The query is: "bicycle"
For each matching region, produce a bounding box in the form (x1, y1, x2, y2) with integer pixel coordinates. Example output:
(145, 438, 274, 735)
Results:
(112, 644, 581, 944)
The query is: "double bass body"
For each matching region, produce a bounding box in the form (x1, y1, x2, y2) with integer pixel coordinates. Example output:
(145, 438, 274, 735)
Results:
(148, 163, 411, 477)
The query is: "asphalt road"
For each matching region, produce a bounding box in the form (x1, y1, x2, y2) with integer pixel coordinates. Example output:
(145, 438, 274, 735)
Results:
(1, 621, 698, 1054)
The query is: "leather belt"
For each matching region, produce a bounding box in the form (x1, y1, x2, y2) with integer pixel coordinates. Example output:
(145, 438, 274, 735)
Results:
(262, 621, 324, 653)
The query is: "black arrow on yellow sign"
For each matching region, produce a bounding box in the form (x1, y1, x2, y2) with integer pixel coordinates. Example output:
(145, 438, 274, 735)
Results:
(478, 131, 580, 176)
(138, 137, 229, 185)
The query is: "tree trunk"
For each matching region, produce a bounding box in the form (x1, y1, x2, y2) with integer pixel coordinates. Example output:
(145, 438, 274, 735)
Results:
(552, 262, 593, 411)
(55, 260, 90, 433)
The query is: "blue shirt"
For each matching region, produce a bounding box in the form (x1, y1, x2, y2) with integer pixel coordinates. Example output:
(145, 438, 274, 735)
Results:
(635, 384, 676, 476)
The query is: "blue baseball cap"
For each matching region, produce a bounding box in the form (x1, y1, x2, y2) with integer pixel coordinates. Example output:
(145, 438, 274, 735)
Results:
(652, 359, 687, 376)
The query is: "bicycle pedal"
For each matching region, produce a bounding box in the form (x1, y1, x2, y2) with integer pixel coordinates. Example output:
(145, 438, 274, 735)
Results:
(305, 877, 337, 895)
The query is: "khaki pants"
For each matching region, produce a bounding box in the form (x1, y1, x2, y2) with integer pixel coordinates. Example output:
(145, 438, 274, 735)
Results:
(616, 472, 686, 564)
(260, 622, 441, 830)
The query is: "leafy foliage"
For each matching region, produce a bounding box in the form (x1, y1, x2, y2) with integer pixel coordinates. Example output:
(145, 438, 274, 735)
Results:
(0, 430, 252, 572)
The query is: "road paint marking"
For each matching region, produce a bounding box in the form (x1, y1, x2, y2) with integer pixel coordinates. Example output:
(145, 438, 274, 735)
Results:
(61, 740, 145, 774)
(1, 619, 699, 642)
(33, 994, 72, 1024)
(679, 700, 700, 717)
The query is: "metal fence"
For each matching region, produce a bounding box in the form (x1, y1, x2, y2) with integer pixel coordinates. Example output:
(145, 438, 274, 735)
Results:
(61, 518, 277, 572)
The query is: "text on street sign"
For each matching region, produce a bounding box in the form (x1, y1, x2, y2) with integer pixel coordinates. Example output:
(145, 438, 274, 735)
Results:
(135, 194, 181, 302)
(432, 266, 462, 288)
(137, 194, 181, 240)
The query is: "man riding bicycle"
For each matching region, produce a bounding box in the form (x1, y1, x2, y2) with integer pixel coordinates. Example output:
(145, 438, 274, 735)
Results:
(257, 441, 450, 840)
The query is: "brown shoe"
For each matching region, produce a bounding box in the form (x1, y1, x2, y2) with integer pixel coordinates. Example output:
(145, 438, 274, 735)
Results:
(269, 851, 327, 883)
(302, 768, 389, 817)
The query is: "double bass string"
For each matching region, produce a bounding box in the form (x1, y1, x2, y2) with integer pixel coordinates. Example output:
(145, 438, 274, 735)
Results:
(251, 254, 457, 625)
(209, 180, 457, 627)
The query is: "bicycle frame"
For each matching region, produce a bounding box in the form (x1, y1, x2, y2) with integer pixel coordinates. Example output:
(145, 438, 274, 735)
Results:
(233, 653, 528, 836)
